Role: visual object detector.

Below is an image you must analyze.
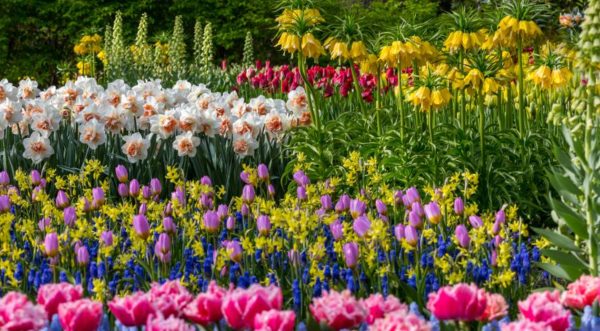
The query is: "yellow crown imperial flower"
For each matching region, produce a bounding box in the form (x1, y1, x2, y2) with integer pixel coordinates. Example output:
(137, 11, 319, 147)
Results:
(330, 41, 349, 61)
(350, 41, 368, 62)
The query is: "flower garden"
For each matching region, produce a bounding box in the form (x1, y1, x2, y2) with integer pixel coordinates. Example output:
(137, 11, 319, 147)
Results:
(0, 0, 599, 330)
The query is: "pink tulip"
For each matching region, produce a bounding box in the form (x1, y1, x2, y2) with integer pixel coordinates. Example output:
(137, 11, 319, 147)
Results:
(58, 299, 103, 331)
(225, 240, 243, 262)
(36, 283, 83, 318)
(454, 197, 464, 215)
(404, 225, 418, 246)
(408, 210, 422, 228)
(469, 215, 483, 228)
(501, 320, 552, 331)
(146, 315, 194, 331)
(394, 224, 404, 241)
(424, 202, 441, 224)
(154, 233, 172, 263)
(149, 281, 193, 318)
(427, 283, 487, 321)
(310, 290, 366, 330)
(349, 198, 366, 219)
(221, 284, 283, 330)
(108, 292, 155, 327)
(562, 275, 600, 310)
(330, 220, 343, 240)
(479, 292, 508, 322)
(115, 165, 128, 183)
(405, 187, 420, 204)
(183, 281, 226, 326)
(370, 310, 431, 331)
(360, 293, 407, 325)
(455, 225, 470, 248)
(254, 309, 296, 331)
(44, 232, 59, 257)
(518, 291, 571, 331)
(0, 292, 47, 331)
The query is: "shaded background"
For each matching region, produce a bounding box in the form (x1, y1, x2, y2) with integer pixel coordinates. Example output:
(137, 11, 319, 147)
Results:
(0, 0, 581, 86)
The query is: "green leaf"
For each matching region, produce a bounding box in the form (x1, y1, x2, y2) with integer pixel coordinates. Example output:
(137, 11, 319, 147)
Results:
(549, 198, 588, 238)
(533, 227, 578, 251)
(541, 249, 587, 269)
(537, 262, 583, 281)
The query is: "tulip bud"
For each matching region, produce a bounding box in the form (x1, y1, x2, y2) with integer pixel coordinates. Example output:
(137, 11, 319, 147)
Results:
(257, 163, 269, 181)
(154, 233, 171, 263)
(139, 203, 148, 215)
(150, 178, 162, 196)
(76, 246, 90, 266)
(133, 214, 150, 239)
(267, 184, 276, 197)
(44, 232, 59, 257)
(92, 187, 105, 209)
(117, 183, 129, 197)
(349, 199, 366, 219)
(203, 211, 220, 233)
(0, 171, 9, 186)
(330, 220, 343, 240)
(469, 215, 483, 228)
(411, 202, 424, 217)
(343, 242, 359, 268)
(226, 216, 235, 230)
(455, 225, 470, 248)
(0, 195, 10, 213)
(375, 199, 387, 216)
(142, 186, 152, 200)
(115, 165, 128, 183)
(394, 224, 405, 241)
(424, 202, 441, 225)
(297, 186, 307, 201)
(405, 187, 420, 204)
(31, 170, 41, 186)
(321, 195, 333, 211)
(129, 180, 140, 197)
(404, 225, 418, 246)
(353, 215, 371, 237)
(63, 206, 76, 227)
(454, 198, 464, 215)
(200, 176, 212, 186)
(163, 216, 177, 234)
(101, 231, 113, 246)
(257, 215, 271, 236)
(242, 185, 255, 203)
(408, 210, 422, 228)
(217, 204, 229, 220)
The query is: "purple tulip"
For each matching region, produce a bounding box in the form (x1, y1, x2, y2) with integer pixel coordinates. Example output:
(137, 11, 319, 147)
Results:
(172, 187, 186, 207)
(293, 170, 310, 187)
(321, 195, 333, 211)
(267, 184, 276, 197)
(330, 220, 343, 240)
(30, 170, 41, 186)
(142, 186, 152, 200)
(63, 206, 76, 227)
(404, 225, 418, 246)
(455, 224, 470, 248)
(154, 233, 171, 263)
(408, 210, 422, 228)
(150, 178, 162, 196)
(375, 199, 387, 216)
(203, 211, 220, 233)
(349, 199, 366, 219)
(492, 220, 501, 235)
(353, 215, 371, 237)
(226, 240, 242, 262)
(133, 214, 150, 239)
(101, 231, 113, 246)
(115, 165, 128, 183)
(226, 216, 235, 230)
(201, 176, 212, 186)
(241, 203, 249, 216)
(163, 202, 173, 216)
(0, 195, 10, 213)
(454, 197, 464, 215)
(394, 224, 405, 241)
(0, 171, 9, 186)
(92, 187, 105, 209)
(405, 187, 420, 204)
(335, 195, 350, 213)
(495, 209, 506, 224)
(393, 190, 403, 206)
(76, 246, 90, 266)
(411, 202, 424, 217)
(217, 204, 229, 220)
(240, 171, 251, 184)
(139, 203, 148, 215)
(163, 216, 176, 234)
(257, 164, 269, 181)
(129, 179, 140, 197)
(257, 215, 271, 235)
(343, 242, 359, 268)
(38, 217, 51, 231)
(44, 232, 59, 257)
(200, 193, 213, 209)
(469, 215, 483, 228)
(297, 186, 307, 201)
(117, 183, 129, 197)
(242, 185, 255, 203)
(424, 202, 441, 224)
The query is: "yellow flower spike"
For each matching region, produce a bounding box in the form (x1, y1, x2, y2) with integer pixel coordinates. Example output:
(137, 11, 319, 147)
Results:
(301, 33, 324, 59)
(350, 41, 368, 62)
(330, 41, 349, 61)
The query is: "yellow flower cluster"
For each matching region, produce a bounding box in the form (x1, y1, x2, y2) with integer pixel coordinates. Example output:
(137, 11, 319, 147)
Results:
(73, 34, 102, 56)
